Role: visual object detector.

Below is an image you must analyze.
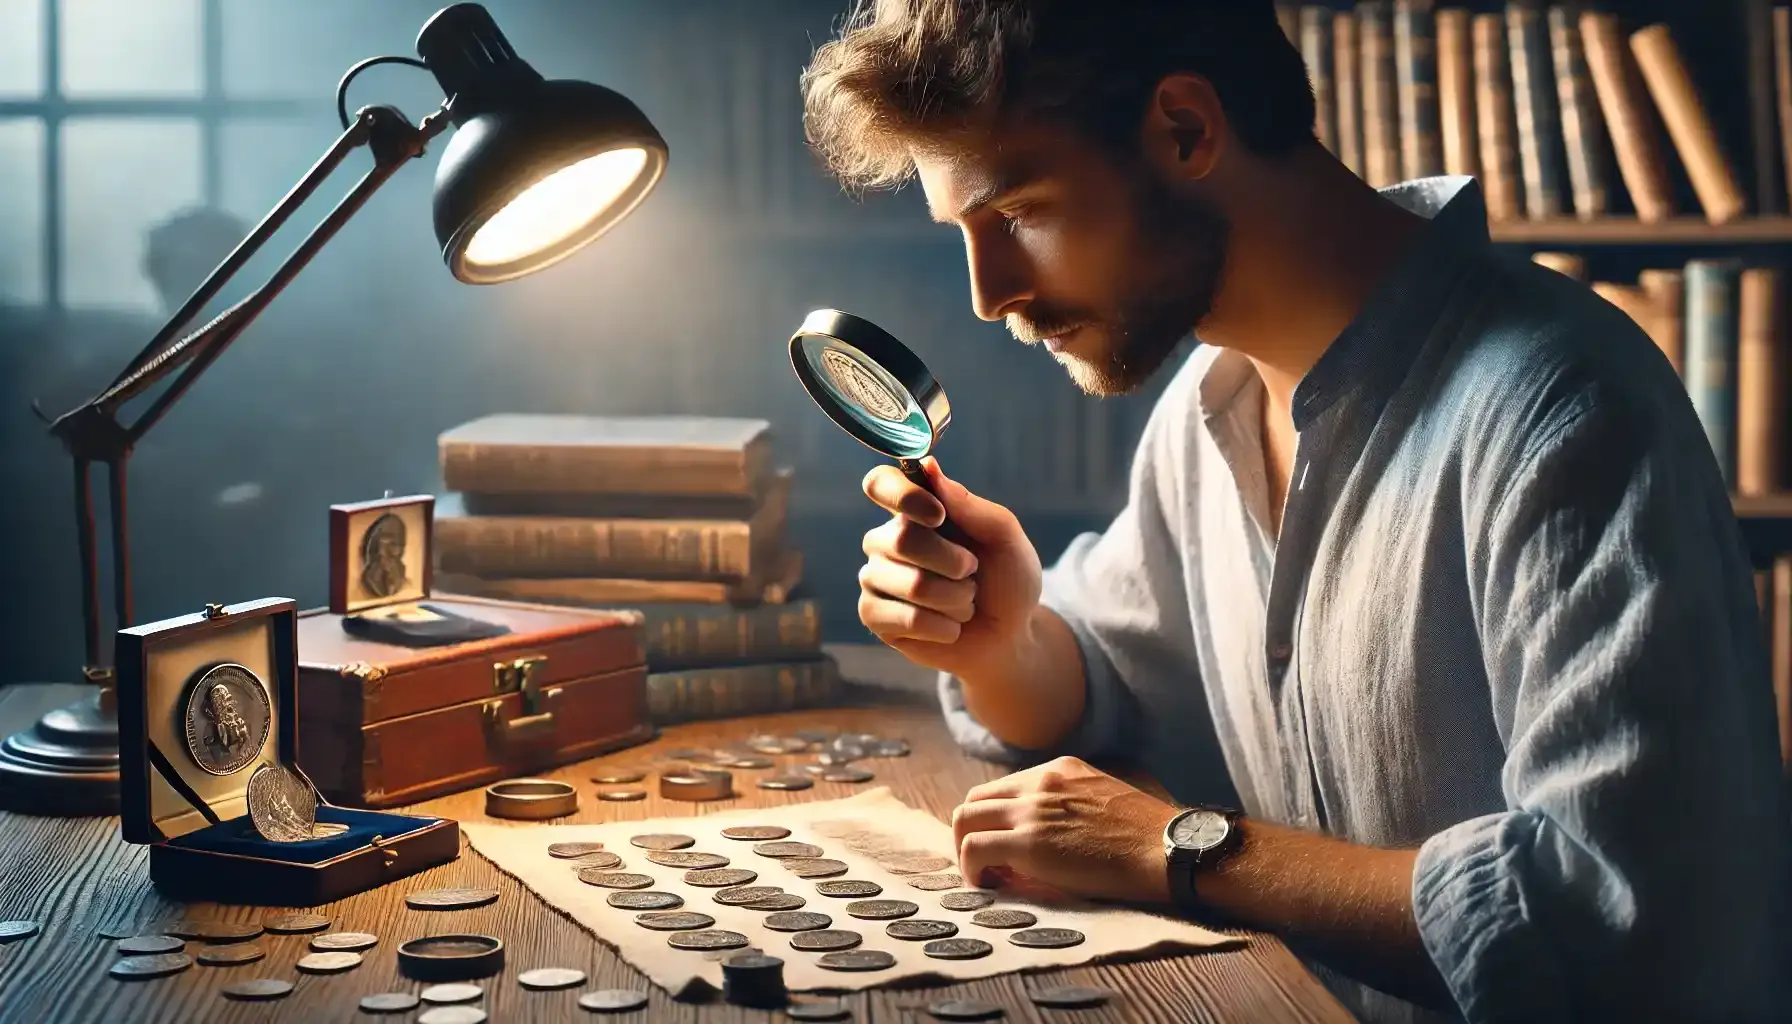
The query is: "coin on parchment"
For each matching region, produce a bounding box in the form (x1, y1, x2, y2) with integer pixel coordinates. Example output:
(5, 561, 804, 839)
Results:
(938, 891, 996, 911)
(763, 911, 832, 932)
(742, 894, 806, 912)
(844, 899, 918, 920)
(816, 949, 895, 972)
(629, 833, 695, 851)
(182, 663, 271, 776)
(815, 879, 882, 898)
(922, 937, 993, 960)
(607, 890, 682, 910)
(1009, 927, 1085, 949)
(787, 928, 862, 951)
(753, 841, 824, 859)
(263, 912, 329, 934)
(579, 989, 650, 1012)
(645, 850, 730, 870)
(296, 951, 363, 973)
(720, 825, 790, 841)
(420, 982, 483, 1003)
(906, 873, 964, 891)
(196, 942, 265, 966)
(927, 998, 1005, 1021)
(547, 841, 607, 859)
(685, 868, 757, 888)
(635, 912, 716, 931)
(713, 886, 785, 906)
(579, 871, 656, 890)
(310, 931, 378, 951)
(667, 929, 750, 951)
(1029, 985, 1114, 1009)
(223, 978, 295, 1001)
(878, 852, 954, 875)
(109, 952, 192, 979)
(359, 992, 421, 1012)
(783, 859, 849, 879)
(518, 967, 586, 990)
(969, 908, 1036, 929)
(117, 935, 184, 956)
(885, 919, 958, 941)
(405, 887, 498, 911)
(570, 851, 624, 871)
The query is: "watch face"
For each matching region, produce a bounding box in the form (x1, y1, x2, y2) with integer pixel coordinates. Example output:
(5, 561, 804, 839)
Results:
(1171, 811, 1231, 852)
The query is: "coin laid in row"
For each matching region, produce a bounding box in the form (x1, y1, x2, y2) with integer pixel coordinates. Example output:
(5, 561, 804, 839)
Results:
(597, 789, 647, 802)
(162, 920, 263, 943)
(263, 913, 329, 934)
(721, 825, 790, 841)
(816, 879, 882, 898)
(713, 885, 785, 906)
(569, 851, 624, 870)
(629, 833, 695, 851)
(607, 890, 683, 910)
(646, 850, 729, 870)
(405, 887, 498, 911)
(311, 931, 379, 952)
(110, 952, 193, 979)
(927, 999, 1004, 1021)
(844, 899, 918, 921)
(421, 982, 483, 1004)
(783, 858, 849, 879)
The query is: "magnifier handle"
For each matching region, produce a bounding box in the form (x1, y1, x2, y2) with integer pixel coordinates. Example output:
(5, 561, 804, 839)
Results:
(898, 458, 973, 549)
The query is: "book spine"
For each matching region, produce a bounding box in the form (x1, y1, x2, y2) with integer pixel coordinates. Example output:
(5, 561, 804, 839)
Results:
(1395, 0, 1443, 179)
(1748, 0, 1784, 215)
(1638, 268, 1686, 376)
(1631, 24, 1748, 225)
(1776, 7, 1792, 213)
(637, 600, 822, 669)
(1436, 9, 1478, 178)
(646, 656, 842, 725)
(1774, 556, 1792, 766)
(1580, 11, 1675, 223)
(1548, 5, 1610, 220)
(1302, 7, 1338, 156)
(1737, 267, 1786, 496)
(1507, 3, 1566, 219)
(440, 442, 760, 498)
(1684, 259, 1744, 486)
(1360, 2, 1402, 188)
(435, 516, 760, 579)
(1473, 13, 1525, 221)
(1335, 10, 1366, 177)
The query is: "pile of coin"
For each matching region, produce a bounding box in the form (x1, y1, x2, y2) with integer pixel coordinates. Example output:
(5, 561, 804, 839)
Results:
(584, 731, 916, 804)
(721, 951, 787, 1008)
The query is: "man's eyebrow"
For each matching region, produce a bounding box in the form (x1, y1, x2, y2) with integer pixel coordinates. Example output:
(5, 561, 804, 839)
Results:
(928, 171, 1038, 224)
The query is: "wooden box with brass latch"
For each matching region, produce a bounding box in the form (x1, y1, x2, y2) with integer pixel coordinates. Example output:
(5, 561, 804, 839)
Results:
(294, 594, 651, 808)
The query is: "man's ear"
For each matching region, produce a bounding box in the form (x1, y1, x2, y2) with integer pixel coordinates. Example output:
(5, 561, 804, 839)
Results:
(1144, 73, 1225, 182)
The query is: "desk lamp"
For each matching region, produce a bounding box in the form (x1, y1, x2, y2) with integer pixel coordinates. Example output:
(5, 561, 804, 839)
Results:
(0, 2, 668, 815)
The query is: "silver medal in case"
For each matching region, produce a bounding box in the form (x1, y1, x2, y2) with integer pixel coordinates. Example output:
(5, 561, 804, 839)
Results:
(182, 663, 271, 776)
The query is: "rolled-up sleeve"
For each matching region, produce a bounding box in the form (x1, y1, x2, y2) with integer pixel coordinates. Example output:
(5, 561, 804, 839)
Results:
(939, 384, 1199, 764)
(1417, 395, 1792, 1021)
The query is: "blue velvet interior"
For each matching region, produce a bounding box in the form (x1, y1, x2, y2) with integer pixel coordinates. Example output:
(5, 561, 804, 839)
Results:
(168, 805, 441, 865)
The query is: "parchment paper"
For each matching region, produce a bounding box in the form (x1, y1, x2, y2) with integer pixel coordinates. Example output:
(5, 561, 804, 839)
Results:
(462, 787, 1241, 995)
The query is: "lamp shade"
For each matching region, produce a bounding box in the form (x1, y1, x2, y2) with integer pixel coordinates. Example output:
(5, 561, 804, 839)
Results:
(417, 3, 668, 284)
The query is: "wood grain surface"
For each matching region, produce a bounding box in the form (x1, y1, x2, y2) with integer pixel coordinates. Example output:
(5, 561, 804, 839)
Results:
(0, 661, 1356, 1023)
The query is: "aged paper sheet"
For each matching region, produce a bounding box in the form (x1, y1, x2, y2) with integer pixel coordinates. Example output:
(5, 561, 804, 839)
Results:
(463, 787, 1242, 995)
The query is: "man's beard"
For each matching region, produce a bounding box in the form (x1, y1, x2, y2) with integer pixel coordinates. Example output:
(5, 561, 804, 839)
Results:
(1008, 172, 1230, 397)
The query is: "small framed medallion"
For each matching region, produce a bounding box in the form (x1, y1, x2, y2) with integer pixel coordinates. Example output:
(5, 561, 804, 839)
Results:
(328, 494, 434, 615)
(182, 662, 273, 776)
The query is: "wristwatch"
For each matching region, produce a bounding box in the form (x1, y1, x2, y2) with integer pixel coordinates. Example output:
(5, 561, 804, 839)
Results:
(1163, 805, 1243, 913)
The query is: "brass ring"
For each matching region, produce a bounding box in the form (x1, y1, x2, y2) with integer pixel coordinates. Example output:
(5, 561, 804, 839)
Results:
(484, 779, 578, 820)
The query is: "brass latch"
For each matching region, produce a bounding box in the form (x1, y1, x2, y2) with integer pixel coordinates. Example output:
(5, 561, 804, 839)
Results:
(492, 655, 549, 700)
(486, 655, 559, 749)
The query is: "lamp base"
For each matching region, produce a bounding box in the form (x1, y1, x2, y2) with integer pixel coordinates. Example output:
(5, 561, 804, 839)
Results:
(0, 690, 120, 816)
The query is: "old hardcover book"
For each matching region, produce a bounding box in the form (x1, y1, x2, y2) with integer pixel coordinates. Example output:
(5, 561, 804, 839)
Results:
(1474, 12, 1525, 221)
(1685, 259, 1745, 485)
(1638, 268, 1687, 375)
(1507, 3, 1567, 219)
(1335, 10, 1366, 177)
(1580, 11, 1675, 223)
(1774, 557, 1792, 768)
(1737, 267, 1786, 497)
(1436, 9, 1478, 178)
(1394, 0, 1443, 179)
(435, 547, 805, 607)
(434, 468, 791, 579)
(647, 656, 842, 725)
(630, 600, 821, 670)
(1778, 8, 1792, 216)
(1359, 1, 1401, 188)
(1749, 0, 1784, 215)
(1548, 5, 1610, 220)
(1631, 24, 1747, 225)
(439, 414, 772, 498)
(458, 468, 784, 519)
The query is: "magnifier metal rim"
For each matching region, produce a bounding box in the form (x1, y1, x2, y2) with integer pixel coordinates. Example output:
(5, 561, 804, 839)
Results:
(788, 308, 951, 460)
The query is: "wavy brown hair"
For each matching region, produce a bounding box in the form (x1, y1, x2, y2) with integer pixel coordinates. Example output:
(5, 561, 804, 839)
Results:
(801, 0, 1318, 192)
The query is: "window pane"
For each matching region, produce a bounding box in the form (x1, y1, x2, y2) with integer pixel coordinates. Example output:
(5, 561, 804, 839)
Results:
(0, 0, 43, 96)
(60, 0, 201, 97)
(223, 0, 443, 102)
(62, 118, 203, 313)
(0, 120, 45, 304)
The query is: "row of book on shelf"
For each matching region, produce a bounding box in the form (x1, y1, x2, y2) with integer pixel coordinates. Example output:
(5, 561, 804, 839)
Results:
(1276, 2, 1791, 224)
(431, 413, 838, 725)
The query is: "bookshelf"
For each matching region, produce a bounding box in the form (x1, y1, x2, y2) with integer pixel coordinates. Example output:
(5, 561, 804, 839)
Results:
(1490, 216, 1792, 244)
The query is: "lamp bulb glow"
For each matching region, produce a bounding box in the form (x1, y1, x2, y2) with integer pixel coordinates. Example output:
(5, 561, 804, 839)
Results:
(461, 146, 650, 268)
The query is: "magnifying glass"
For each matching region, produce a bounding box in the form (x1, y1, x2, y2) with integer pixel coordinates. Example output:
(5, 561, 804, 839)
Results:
(788, 308, 970, 547)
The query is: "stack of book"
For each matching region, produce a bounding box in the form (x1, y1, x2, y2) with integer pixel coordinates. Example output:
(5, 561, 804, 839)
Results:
(1277, 2, 1785, 224)
(431, 413, 838, 725)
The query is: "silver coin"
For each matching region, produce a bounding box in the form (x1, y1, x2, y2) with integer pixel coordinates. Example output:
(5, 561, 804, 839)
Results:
(635, 912, 717, 931)
(726, 755, 775, 769)
(685, 868, 757, 887)
(845, 899, 918, 920)
(784, 858, 850, 879)
(815, 750, 860, 767)
(787, 1000, 852, 1021)
(938, 891, 996, 911)
(310, 931, 378, 951)
(1029, 985, 1114, 1008)
(591, 770, 645, 784)
(580, 989, 650, 1012)
(519, 967, 587, 990)
(547, 841, 607, 859)
(181, 663, 271, 776)
(109, 952, 192, 979)
(223, 978, 295, 1001)
(185, 921, 263, 943)
(597, 789, 647, 802)
(867, 739, 911, 758)
(645, 850, 730, 869)
(817, 949, 896, 972)
(970, 909, 1036, 929)
(788, 928, 862, 951)
(927, 998, 1005, 1021)
(420, 982, 484, 1003)
(0, 921, 38, 944)
(885, 919, 958, 941)
(720, 825, 791, 841)
(906, 873, 964, 891)
(263, 912, 329, 934)
(754, 841, 825, 859)
(607, 890, 683, 910)
(405, 887, 498, 910)
(1009, 927, 1085, 949)
(763, 911, 832, 932)
(799, 763, 832, 777)
(816, 880, 883, 898)
(667, 929, 750, 951)
(296, 950, 363, 973)
(878, 852, 954, 875)
(419, 1007, 487, 1024)
(570, 851, 624, 870)
(747, 734, 811, 755)
(196, 942, 265, 966)
(580, 870, 656, 890)
(630, 833, 696, 851)
(742, 893, 807, 912)
(246, 762, 316, 843)
(117, 935, 184, 956)
(756, 774, 814, 791)
(713, 885, 786, 906)
(922, 937, 993, 960)
(359, 992, 421, 1012)
(821, 768, 874, 784)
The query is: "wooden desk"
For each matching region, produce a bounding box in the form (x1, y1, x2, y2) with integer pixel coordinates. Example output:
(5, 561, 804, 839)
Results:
(0, 657, 1354, 1023)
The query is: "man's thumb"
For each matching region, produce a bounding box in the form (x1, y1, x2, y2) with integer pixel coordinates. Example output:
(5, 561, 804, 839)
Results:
(924, 458, 1015, 542)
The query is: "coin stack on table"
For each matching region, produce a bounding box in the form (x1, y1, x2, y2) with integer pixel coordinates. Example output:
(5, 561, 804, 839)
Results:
(589, 730, 910, 805)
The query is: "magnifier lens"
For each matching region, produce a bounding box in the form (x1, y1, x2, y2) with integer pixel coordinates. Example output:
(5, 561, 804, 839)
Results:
(798, 334, 934, 459)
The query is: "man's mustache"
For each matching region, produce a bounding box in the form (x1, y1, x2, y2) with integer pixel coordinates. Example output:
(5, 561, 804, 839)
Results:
(1006, 310, 1092, 343)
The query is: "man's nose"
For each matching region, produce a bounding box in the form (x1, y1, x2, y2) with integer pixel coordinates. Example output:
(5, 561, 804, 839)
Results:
(965, 231, 1034, 323)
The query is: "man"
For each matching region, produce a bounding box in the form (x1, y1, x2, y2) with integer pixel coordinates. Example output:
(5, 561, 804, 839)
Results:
(801, 2, 1792, 1022)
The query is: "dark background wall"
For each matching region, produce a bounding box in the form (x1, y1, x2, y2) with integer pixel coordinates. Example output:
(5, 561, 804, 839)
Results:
(0, 0, 1761, 686)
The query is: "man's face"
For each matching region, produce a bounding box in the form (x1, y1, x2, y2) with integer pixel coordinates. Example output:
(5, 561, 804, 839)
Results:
(914, 122, 1230, 396)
